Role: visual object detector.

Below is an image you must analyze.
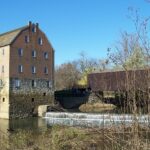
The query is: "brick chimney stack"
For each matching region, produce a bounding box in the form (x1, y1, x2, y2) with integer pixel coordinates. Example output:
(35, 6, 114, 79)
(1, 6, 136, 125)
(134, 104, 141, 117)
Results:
(36, 23, 39, 28)
(28, 21, 32, 27)
(36, 23, 39, 31)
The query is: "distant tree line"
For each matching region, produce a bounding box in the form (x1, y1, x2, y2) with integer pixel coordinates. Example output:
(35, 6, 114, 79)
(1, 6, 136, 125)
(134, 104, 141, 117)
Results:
(55, 7, 150, 94)
(55, 52, 109, 90)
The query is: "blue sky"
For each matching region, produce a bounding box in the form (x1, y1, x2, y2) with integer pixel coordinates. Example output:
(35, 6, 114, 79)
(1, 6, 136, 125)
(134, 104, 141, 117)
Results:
(0, 0, 150, 65)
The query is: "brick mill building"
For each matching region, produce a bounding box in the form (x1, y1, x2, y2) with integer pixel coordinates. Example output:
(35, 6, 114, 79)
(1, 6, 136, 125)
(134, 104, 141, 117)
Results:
(0, 22, 54, 119)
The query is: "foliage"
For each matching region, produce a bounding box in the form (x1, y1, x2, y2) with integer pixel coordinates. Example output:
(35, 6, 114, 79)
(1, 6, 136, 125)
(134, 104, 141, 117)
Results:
(0, 125, 149, 150)
(108, 32, 147, 70)
(55, 52, 110, 89)
(55, 62, 80, 90)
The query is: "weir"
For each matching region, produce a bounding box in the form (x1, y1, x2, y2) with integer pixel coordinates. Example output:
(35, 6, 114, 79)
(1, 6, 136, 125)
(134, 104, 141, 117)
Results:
(44, 112, 150, 127)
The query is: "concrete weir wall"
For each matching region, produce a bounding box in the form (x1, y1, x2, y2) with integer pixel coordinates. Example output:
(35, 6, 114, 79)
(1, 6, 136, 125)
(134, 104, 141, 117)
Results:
(9, 78, 54, 119)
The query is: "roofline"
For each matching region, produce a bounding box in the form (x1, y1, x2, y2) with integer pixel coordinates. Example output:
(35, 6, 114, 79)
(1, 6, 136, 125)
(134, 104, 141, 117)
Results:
(88, 67, 150, 75)
(40, 29, 55, 52)
(10, 26, 28, 45)
(0, 44, 10, 48)
(0, 26, 28, 37)
(0, 25, 29, 47)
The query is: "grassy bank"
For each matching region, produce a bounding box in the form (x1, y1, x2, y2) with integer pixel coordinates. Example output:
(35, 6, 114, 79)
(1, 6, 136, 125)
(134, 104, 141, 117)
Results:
(0, 124, 150, 150)
(79, 103, 116, 113)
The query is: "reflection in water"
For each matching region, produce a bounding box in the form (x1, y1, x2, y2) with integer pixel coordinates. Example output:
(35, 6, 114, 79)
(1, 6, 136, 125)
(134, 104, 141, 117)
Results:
(0, 112, 149, 134)
(0, 118, 48, 134)
(0, 118, 50, 149)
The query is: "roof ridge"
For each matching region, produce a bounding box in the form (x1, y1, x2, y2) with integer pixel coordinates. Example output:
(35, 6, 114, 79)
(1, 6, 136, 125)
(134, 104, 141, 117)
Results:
(0, 25, 28, 37)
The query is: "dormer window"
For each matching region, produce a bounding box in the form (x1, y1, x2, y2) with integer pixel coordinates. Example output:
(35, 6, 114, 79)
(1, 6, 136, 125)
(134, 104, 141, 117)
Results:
(38, 37, 43, 45)
(32, 50, 37, 58)
(32, 26, 36, 33)
(25, 35, 30, 43)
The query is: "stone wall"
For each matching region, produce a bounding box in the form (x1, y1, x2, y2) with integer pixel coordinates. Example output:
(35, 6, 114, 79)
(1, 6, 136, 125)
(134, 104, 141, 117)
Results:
(9, 78, 54, 118)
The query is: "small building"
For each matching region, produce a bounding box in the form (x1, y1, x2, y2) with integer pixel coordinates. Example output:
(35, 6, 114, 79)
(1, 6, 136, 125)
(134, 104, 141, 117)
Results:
(0, 22, 54, 119)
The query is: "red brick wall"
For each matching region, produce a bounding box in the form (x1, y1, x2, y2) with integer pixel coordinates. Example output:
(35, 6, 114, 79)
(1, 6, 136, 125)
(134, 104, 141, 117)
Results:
(10, 24, 54, 81)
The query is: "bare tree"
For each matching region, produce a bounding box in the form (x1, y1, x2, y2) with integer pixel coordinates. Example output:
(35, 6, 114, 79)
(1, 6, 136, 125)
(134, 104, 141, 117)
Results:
(55, 62, 80, 90)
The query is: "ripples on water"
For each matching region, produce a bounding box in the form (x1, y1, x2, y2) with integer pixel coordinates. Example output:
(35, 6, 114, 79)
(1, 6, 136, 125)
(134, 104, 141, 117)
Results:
(0, 112, 149, 134)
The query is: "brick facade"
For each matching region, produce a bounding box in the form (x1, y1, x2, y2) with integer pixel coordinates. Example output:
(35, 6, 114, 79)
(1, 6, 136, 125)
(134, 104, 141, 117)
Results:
(0, 22, 54, 119)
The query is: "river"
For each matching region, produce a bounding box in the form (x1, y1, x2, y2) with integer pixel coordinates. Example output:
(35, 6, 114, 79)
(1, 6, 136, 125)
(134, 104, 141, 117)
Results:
(0, 112, 149, 134)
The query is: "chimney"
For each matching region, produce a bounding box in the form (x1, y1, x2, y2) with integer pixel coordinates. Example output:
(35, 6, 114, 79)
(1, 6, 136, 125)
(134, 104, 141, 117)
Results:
(36, 23, 39, 29)
(36, 23, 39, 27)
(28, 21, 32, 27)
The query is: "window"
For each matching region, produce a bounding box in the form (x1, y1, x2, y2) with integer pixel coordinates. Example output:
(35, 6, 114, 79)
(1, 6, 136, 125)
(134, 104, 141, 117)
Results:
(44, 52, 48, 59)
(18, 65, 23, 73)
(32, 50, 36, 58)
(2, 66, 4, 73)
(32, 80, 36, 87)
(32, 26, 36, 33)
(43, 93, 46, 96)
(32, 66, 36, 74)
(31, 98, 35, 102)
(25, 35, 30, 43)
(2, 49, 4, 55)
(2, 98, 5, 102)
(38, 37, 43, 45)
(15, 79, 21, 88)
(18, 48, 23, 56)
(47, 81, 52, 88)
(0, 80, 3, 87)
(44, 67, 48, 74)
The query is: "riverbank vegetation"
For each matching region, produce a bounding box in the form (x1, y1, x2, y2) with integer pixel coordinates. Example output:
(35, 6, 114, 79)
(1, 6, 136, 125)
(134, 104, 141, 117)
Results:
(0, 125, 150, 150)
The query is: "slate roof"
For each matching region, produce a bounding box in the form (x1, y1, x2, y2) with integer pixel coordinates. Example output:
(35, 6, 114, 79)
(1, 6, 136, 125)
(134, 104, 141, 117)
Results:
(0, 26, 28, 47)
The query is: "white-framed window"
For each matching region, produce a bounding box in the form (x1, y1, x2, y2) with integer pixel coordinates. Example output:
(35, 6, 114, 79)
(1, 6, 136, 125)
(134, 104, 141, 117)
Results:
(47, 81, 52, 88)
(44, 52, 48, 59)
(32, 50, 37, 58)
(18, 48, 23, 56)
(15, 79, 21, 88)
(32, 80, 36, 87)
(2, 66, 4, 73)
(38, 37, 43, 45)
(25, 35, 30, 43)
(18, 65, 23, 73)
(32, 66, 36, 74)
(44, 67, 48, 74)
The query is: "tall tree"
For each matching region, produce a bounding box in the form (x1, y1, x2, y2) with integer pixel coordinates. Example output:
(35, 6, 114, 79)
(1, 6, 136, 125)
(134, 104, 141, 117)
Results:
(55, 62, 80, 90)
